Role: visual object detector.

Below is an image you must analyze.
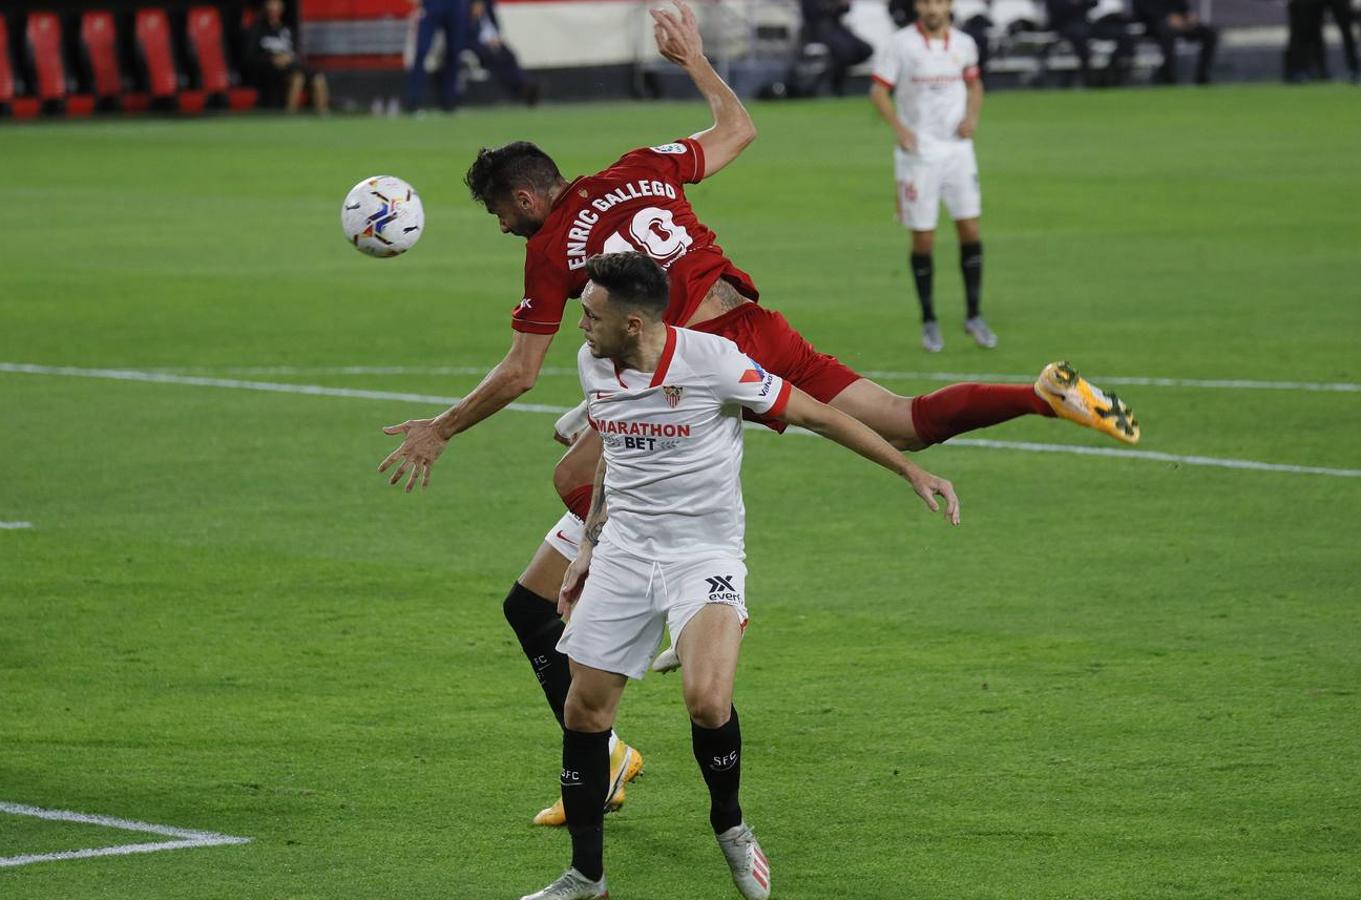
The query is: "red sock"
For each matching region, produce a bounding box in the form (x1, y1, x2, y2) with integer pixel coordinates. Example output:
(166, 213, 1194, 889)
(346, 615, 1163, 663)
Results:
(562, 484, 593, 520)
(909, 383, 1055, 446)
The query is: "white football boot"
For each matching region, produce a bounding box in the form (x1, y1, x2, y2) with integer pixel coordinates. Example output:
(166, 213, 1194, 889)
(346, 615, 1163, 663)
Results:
(519, 868, 608, 900)
(650, 645, 682, 674)
(716, 823, 771, 899)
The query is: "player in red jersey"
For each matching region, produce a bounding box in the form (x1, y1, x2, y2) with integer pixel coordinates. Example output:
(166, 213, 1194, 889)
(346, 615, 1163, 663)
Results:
(378, 0, 1140, 826)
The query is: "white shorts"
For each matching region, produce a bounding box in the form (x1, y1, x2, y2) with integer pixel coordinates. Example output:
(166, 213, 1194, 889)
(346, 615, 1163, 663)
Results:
(544, 510, 584, 560)
(557, 543, 749, 680)
(894, 145, 981, 231)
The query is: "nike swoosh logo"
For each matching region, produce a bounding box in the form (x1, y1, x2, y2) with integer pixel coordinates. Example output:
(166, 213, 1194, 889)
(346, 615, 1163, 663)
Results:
(555, 530, 578, 544)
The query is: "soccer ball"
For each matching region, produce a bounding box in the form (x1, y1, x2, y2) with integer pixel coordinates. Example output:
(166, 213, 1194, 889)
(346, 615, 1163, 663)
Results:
(341, 176, 425, 258)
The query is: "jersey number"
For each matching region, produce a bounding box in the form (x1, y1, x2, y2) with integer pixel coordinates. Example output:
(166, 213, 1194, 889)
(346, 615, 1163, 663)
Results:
(603, 207, 694, 268)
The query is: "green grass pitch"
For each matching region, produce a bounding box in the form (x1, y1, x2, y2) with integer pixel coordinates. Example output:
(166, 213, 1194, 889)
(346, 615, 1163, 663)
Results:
(2, 84, 1359, 898)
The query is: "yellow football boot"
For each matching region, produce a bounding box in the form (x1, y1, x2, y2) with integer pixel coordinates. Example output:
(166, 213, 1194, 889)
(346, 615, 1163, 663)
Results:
(1034, 361, 1140, 444)
(532, 739, 644, 827)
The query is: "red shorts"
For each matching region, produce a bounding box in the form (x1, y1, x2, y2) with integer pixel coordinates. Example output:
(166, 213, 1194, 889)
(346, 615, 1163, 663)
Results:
(690, 303, 862, 431)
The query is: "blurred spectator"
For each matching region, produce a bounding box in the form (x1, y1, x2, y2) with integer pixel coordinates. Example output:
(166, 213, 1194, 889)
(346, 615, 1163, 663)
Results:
(889, 0, 991, 82)
(468, 0, 540, 104)
(1133, 0, 1218, 83)
(1319, 0, 1359, 80)
(801, 0, 874, 94)
(1045, 0, 1135, 85)
(245, 0, 329, 113)
(406, 0, 470, 111)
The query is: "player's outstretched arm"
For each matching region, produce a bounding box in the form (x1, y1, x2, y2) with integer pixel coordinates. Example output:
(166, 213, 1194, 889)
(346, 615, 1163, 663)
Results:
(378, 330, 553, 492)
(652, 0, 756, 178)
(778, 387, 961, 525)
(559, 454, 608, 614)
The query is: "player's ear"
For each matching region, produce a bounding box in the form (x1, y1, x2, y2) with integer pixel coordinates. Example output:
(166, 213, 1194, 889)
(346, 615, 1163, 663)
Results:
(514, 188, 535, 211)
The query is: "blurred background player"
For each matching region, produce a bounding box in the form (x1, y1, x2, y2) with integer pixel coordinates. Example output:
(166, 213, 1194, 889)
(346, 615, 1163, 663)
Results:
(405, 0, 470, 111)
(523, 251, 959, 900)
(870, 0, 990, 353)
(245, 0, 330, 114)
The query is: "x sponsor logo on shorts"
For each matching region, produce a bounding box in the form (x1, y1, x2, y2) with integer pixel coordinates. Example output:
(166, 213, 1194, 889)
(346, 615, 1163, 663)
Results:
(705, 575, 741, 604)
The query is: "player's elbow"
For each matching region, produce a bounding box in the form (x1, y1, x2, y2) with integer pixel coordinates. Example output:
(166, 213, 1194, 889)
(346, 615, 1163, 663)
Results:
(503, 365, 538, 396)
(734, 117, 757, 149)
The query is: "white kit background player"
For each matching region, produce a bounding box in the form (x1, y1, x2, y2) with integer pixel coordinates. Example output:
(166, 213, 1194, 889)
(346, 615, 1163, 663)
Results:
(870, 0, 994, 353)
(521, 252, 960, 900)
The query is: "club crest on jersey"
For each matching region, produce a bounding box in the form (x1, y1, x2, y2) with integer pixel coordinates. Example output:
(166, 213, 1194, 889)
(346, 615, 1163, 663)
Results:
(662, 385, 683, 408)
(739, 358, 767, 384)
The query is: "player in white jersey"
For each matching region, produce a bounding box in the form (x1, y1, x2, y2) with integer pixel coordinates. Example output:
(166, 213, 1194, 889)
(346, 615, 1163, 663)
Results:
(870, 0, 994, 353)
(519, 253, 959, 900)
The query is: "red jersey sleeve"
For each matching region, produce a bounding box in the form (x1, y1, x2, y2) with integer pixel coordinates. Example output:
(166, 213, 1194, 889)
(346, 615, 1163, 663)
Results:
(512, 252, 571, 335)
(614, 138, 707, 185)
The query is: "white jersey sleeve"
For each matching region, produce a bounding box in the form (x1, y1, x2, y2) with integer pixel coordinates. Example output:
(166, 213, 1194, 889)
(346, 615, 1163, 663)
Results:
(703, 339, 792, 418)
(960, 31, 981, 80)
(871, 31, 908, 89)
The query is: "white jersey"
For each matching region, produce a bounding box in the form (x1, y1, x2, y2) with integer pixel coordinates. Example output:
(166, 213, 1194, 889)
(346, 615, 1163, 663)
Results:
(872, 23, 980, 161)
(578, 327, 791, 561)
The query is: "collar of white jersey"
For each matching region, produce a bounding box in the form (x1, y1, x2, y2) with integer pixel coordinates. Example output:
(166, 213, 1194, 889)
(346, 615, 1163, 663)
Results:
(610, 325, 678, 390)
(915, 20, 951, 49)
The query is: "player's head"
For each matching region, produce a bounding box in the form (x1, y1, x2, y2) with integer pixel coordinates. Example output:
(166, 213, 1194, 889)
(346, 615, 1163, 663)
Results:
(914, 0, 951, 31)
(578, 253, 670, 359)
(464, 141, 566, 238)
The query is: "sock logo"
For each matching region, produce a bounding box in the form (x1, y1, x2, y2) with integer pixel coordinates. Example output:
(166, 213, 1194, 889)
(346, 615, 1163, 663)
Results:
(560, 768, 582, 786)
(532, 655, 551, 684)
(710, 750, 739, 772)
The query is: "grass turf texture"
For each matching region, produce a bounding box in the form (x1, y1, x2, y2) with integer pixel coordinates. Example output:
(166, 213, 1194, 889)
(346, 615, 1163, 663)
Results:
(1, 85, 1358, 898)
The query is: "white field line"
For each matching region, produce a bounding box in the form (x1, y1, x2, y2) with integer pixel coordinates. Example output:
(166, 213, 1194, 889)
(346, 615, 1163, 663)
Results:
(0, 800, 250, 868)
(3, 362, 1359, 480)
(139, 364, 1361, 394)
(0, 521, 34, 530)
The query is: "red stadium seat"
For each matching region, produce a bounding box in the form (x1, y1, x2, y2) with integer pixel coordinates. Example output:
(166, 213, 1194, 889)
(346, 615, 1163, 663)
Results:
(0, 14, 17, 115)
(185, 5, 256, 111)
(25, 13, 68, 103)
(79, 11, 126, 103)
(134, 8, 180, 101)
(25, 12, 95, 116)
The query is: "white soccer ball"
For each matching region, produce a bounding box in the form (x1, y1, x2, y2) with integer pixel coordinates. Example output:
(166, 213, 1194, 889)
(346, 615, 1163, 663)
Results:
(341, 175, 425, 258)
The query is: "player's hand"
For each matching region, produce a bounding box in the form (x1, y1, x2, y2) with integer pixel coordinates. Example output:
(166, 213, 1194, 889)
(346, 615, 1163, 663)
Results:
(896, 125, 917, 153)
(652, 0, 704, 68)
(559, 551, 593, 616)
(905, 466, 961, 525)
(956, 117, 977, 139)
(378, 418, 449, 492)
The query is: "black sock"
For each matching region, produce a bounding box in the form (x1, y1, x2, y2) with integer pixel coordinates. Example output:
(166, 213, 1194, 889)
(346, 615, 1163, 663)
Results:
(910, 253, 935, 323)
(562, 727, 611, 881)
(960, 241, 983, 318)
(502, 582, 571, 728)
(691, 706, 743, 834)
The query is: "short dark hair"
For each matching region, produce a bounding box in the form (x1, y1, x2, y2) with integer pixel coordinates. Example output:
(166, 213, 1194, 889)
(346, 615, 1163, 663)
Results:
(464, 142, 563, 207)
(585, 253, 670, 319)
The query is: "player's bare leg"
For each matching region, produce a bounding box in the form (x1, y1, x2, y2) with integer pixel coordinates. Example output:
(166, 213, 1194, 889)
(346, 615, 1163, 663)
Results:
(910, 229, 942, 352)
(512, 539, 644, 826)
(954, 216, 994, 348)
(285, 71, 305, 113)
(677, 606, 771, 900)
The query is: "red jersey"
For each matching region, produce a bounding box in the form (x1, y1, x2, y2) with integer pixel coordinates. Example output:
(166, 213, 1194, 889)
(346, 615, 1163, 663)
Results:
(511, 138, 759, 336)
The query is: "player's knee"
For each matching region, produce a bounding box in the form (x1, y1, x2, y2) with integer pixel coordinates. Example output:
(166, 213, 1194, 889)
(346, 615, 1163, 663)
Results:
(684, 686, 732, 729)
(553, 453, 592, 500)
